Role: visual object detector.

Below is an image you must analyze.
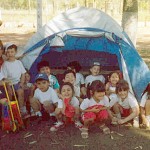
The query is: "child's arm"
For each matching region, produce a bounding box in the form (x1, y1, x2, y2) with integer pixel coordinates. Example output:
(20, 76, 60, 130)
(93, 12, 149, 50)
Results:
(19, 73, 25, 88)
(118, 106, 139, 124)
(81, 106, 101, 113)
(140, 106, 148, 125)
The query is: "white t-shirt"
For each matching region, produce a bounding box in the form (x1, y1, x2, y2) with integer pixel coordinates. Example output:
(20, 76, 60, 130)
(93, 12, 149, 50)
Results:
(80, 96, 110, 110)
(85, 75, 105, 87)
(109, 92, 138, 109)
(1, 60, 26, 84)
(75, 73, 85, 87)
(34, 87, 62, 108)
(140, 92, 149, 107)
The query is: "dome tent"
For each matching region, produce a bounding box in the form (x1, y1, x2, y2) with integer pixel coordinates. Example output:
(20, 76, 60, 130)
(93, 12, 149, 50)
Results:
(21, 7, 150, 102)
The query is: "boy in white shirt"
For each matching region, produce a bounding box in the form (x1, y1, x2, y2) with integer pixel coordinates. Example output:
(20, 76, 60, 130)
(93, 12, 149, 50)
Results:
(85, 62, 105, 87)
(37, 61, 60, 93)
(1, 43, 27, 118)
(30, 73, 62, 121)
(109, 79, 139, 127)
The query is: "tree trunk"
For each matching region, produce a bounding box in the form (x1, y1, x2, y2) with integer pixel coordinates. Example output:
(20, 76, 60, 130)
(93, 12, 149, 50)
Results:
(122, 0, 138, 47)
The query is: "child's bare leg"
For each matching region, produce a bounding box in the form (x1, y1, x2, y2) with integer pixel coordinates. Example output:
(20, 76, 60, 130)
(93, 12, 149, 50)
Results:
(145, 100, 150, 116)
(145, 100, 150, 127)
(74, 107, 83, 128)
(17, 88, 24, 108)
(43, 101, 55, 114)
(30, 97, 41, 116)
(55, 108, 63, 122)
(112, 103, 121, 119)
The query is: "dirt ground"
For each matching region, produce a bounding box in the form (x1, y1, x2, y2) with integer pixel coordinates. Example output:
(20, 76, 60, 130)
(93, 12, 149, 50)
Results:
(0, 26, 150, 150)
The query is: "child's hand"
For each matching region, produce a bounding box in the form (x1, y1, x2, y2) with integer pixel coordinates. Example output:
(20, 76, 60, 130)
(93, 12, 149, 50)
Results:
(0, 98, 7, 105)
(118, 119, 125, 124)
(90, 106, 100, 113)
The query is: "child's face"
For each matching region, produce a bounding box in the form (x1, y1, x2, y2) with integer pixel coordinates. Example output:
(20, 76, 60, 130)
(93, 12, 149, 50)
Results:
(118, 90, 128, 100)
(90, 66, 100, 76)
(64, 73, 76, 85)
(36, 80, 49, 92)
(61, 85, 73, 99)
(39, 66, 51, 76)
(93, 91, 105, 101)
(6, 48, 16, 59)
(25, 73, 30, 83)
(109, 73, 120, 86)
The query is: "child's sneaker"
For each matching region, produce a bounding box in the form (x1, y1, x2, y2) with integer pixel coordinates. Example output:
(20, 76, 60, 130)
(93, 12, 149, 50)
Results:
(75, 121, 83, 129)
(81, 128, 89, 139)
(50, 121, 64, 132)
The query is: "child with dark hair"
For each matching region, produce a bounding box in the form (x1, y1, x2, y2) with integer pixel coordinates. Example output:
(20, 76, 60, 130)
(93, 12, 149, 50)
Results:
(1, 43, 27, 118)
(67, 61, 87, 98)
(80, 80, 112, 138)
(50, 82, 82, 131)
(37, 60, 60, 92)
(109, 79, 139, 127)
(140, 83, 150, 128)
(30, 73, 62, 120)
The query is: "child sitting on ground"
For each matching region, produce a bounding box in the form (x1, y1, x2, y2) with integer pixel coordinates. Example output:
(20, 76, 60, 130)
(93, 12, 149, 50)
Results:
(80, 80, 113, 139)
(67, 61, 87, 98)
(37, 61, 60, 93)
(30, 73, 62, 121)
(140, 83, 150, 129)
(109, 79, 139, 127)
(1, 43, 27, 118)
(50, 82, 82, 132)
(85, 62, 105, 87)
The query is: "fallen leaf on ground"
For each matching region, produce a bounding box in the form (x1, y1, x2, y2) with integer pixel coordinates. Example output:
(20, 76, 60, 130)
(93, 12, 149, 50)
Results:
(29, 141, 37, 144)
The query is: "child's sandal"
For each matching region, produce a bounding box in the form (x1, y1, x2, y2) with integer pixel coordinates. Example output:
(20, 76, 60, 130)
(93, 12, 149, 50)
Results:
(81, 128, 89, 139)
(99, 125, 110, 134)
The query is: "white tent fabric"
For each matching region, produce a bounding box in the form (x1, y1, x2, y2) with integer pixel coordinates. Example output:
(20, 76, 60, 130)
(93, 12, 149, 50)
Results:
(24, 7, 130, 53)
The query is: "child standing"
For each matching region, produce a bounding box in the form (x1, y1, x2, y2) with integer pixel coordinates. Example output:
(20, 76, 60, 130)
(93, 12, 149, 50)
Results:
(109, 79, 139, 126)
(50, 82, 82, 131)
(1, 43, 27, 118)
(30, 73, 62, 120)
(140, 83, 150, 128)
(80, 80, 111, 139)
(37, 61, 60, 92)
(85, 62, 105, 87)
